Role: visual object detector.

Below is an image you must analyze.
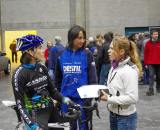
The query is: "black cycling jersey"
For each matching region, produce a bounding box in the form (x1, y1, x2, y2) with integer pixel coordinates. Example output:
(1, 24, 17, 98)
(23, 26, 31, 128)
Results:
(12, 63, 63, 128)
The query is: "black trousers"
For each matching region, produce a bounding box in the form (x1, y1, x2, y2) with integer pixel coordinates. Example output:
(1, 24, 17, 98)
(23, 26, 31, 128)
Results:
(30, 103, 57, 130)
(12, 52, 17, 63)
(148, 64, 160, 91)
(49, 105, 65, 130)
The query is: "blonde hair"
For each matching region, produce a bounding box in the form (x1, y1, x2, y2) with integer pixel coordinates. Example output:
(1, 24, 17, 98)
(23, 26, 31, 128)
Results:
(112, 35, 142, 77)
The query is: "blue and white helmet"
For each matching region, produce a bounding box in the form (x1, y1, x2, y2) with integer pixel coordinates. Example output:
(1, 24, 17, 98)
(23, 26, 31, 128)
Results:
(16, 34, 43, 52)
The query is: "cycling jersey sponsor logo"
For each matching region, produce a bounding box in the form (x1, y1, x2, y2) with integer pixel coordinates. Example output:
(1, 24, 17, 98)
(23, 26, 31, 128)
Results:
(17, 100, 32, 124)
(26, 76, 47, 87)
(63, 65, 81, 73)
(34, 84, 48, 94)
(14, 67, 23, 91)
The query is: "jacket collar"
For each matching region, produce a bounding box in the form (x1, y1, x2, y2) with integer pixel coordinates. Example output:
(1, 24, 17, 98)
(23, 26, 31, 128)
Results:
(117, 57, 131, 68)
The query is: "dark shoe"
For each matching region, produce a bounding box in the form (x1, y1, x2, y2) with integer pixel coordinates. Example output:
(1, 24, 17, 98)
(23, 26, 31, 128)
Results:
(146, 91, 154, 96)
(146, 88, 154, 96)
(143, 81, 149, 85)
(157, 89, 160, 93)
(156, 90, 160, 96)
(138, 81, 144, 85)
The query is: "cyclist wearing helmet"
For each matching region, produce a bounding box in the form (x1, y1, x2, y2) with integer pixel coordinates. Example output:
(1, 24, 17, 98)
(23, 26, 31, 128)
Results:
(12, 34, 71, 130)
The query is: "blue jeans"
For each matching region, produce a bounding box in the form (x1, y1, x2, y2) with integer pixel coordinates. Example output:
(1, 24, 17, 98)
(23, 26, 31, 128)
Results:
(142, 61, 149, 84)
(99, 63, 111, 85)
(110, 112, 137, 130)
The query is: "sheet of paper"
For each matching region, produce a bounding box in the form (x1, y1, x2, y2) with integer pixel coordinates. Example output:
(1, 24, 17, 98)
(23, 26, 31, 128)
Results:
(77, 85, 107, 98)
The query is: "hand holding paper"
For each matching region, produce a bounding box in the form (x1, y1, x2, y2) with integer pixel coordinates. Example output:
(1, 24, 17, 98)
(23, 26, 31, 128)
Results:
(77, 85, 108, 99)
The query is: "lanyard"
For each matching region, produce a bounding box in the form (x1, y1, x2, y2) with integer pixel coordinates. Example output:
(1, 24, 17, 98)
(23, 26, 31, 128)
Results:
(108, 69, 117, 84)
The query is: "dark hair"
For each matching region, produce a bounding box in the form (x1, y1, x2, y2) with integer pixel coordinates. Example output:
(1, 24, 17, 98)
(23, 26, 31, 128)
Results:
(128, 33, 136, 42)
(104, 33, 112, 42)
(20, 52, 32, 64)
(108, 31, 114, 40)
(20, 48, 34, 64)
(68, 25, 86, 49)
(150, 30, 158, 35)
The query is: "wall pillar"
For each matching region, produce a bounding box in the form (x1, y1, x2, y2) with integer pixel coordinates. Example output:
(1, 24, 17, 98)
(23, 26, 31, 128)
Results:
(69, 0, 90, 36)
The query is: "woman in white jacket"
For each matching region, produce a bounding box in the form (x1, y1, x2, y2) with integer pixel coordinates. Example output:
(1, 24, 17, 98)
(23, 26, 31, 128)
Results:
(100, 35, 142, 130)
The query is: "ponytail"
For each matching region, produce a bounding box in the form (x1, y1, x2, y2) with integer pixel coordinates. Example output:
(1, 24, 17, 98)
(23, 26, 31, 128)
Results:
(112, 35, 142, 78)
(129, 41, 142, 77)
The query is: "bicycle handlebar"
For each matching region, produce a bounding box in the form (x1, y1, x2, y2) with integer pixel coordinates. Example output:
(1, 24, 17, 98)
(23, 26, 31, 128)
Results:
(64, 102, 100, 122)
(2, 100, 100, 129)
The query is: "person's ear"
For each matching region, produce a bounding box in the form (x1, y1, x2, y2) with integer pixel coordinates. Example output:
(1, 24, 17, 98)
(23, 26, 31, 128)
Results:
(119, 49, 125, 56)
(28, 50, 34, 57)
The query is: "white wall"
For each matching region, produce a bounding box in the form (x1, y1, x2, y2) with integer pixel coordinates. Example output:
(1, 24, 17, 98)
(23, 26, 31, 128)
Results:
(1, 0, 160, 49)
(1, 0, 70, 23)
(88, 0, 150, 36)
